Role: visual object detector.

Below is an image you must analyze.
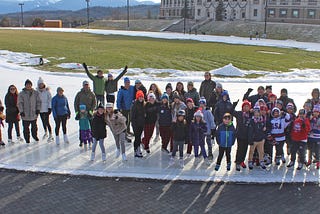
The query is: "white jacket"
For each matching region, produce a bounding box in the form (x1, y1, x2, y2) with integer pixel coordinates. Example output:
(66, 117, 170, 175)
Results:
(38, 88, 52, 113)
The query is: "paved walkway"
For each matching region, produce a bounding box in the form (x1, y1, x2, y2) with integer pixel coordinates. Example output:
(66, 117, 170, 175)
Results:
(0, 169, 319, 214)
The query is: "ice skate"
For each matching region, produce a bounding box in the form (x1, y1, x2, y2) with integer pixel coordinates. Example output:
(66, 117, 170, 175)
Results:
(90, 152, 95, 161)
(55, 136, 60, 145)
(115, 149, 120, 158)
(169, 157, 175, 166)
(42, 132, 48, 140)
(122, 153, 127, 161)
(47, 133, 54, 142)
(179, 158, 184, 168)
(63, 134, 69, 143)
(102, 153, 106, 161)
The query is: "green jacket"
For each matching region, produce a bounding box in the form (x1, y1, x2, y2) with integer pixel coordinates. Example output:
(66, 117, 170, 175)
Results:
(105, 68, 128, 94)
(85, 69, 106, 96)
(74, 88, 96, 113)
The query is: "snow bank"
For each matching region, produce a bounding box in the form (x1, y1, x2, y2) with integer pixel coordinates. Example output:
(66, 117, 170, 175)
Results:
(57, 63, 84, 70)
(211, 63, 245, 77)
(0, 50, 49, 66)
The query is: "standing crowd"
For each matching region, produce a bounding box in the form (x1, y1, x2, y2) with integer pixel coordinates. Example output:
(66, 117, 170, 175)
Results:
(0, 65, 319, 172)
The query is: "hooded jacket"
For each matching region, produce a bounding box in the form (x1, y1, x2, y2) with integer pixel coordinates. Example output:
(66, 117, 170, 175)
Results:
(18, 88, 41, 121)
(51, 94, 71, 118)
(106, 111, 127, 135)
(92, 112, 107, 140)
(184, 88, 200, 106)
(190, 121, 207, 145)
(117, 85, 135, 111)
(74, 88, 96, 113)
(131, 100, 145, 129)
(216, 122, 236, 148)
(38, 87, 52, 113)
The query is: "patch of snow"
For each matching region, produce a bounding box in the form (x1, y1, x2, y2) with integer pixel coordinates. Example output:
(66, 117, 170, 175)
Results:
(0, 50, 49, 66)
(57, 63, 84, 70)
(258, 51, 284, 55)
(211, 63, 245, 77)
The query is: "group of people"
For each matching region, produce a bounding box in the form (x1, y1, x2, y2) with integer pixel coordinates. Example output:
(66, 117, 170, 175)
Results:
(0, 65, 320, 172)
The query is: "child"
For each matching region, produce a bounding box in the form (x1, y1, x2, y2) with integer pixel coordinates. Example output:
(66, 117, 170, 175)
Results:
(141, 92, 159, 154)
(0, 105, 6, 146)
(306, 104, 320, 168)
(284, 103, 296, 155)
(233, 100, 252, 171)
(199, 97, 216, 160)
(158, 93, 173, 153)
(248, 107, 267, 170)
(190, 110, 208, 165)
(169, 110, 188, 167)
(171, 92, 186, 122)
(266, 93, 277, 112)
(105, 103, 127, 161)
(215, 113, 236, 171)
(76, 104, 93, 147)
(90, 104, 107, 161)
(288, 109, 311, 170)
(185, 98, 198, 157)
(266, 107, 291, 165)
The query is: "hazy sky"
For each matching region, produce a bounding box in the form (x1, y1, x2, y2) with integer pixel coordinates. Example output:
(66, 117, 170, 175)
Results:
(5, 0, 161, 2)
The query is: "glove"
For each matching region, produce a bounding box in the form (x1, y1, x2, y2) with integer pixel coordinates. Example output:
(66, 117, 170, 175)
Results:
(211, 129, 216, 139)
(114, 109, 119, 114)
(82, 62, 88, 70)
(36, 110, 40, 115)
(247, 88, 254, 93)
(75, 113, 80, 120)
(48, 108, 51, 115)
(20, 112, 25, 117)
(124, 65, 128, 71)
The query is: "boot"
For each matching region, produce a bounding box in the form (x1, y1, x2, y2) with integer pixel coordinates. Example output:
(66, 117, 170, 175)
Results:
(169, 157, 175, 166)
(227, 163, 231, 171)
(90, 152, 95, 161)
(55, 136, 60, 145)
(63, 134, 69, 143)
(287, 161, 294, 168)
(281, 155, 286, 164)
(275, 156, 281, 166)
(179, 158, 184, 168)
(260, 161, 266, 169)
(248, 161, 254, 170)
(116, 149, 120, 158)
(122, 153, 127, 161)
(297, 163, 303, 170)
(236, 164, 241, 171)
(42, 132, 48, 140)
(135, 148, 143, 158)
(102, 153, 106, 161)
(48, 133, 54, 142)
(240, 161, 247, 168)
(215, 164, 220, 171)
(0, 141, 5, 146)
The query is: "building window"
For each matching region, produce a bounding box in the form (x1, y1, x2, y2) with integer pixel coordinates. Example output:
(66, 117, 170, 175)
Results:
(253, 0, 259, 4)
(268, 8, 275, 17)
(280, 0, 288, 5)
(279, 9, 287, 17)
(269, 0, 277, 5)
(308, 9, 316, 18)
(242, 12, 246, 18)
(207, 12, 210, 17)
(253, 9, 258, 17)
(292, 0, 301, 5)
(308, 0, 317, 5)
(197, 9, 201, 16)
(292, 9, 299, 18)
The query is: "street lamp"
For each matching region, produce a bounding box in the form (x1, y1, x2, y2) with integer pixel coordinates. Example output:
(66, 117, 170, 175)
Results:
(19, 3, 24, 27)
(127, 0, 130, 30)
(264, 0, 268, 38)
(86, 0, 90, 28)
(183, 0, 187, 34)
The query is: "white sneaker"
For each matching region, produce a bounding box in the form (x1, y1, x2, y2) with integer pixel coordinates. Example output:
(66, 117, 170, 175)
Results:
(63, 134, 69, 143)
(102, 153, 106, 161)
(55, 136, 60, 145)
(122, 153, 127, 161)
(17, 136, 24, 142)
(48, 134, 54, 142)
(169, 157, 175, 166)
(179, 158, 184, 168)
(8, 139, 13, 143)
(90, 152, 95, 161)
(115, 149, 121, 158)
(42, 132, 48, 140)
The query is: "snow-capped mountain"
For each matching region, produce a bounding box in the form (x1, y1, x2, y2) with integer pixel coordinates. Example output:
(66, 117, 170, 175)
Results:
(0, 0, 158, 14)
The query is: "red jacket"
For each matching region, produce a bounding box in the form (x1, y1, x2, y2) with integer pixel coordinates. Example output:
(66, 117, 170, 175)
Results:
(291, 118, 311, 142)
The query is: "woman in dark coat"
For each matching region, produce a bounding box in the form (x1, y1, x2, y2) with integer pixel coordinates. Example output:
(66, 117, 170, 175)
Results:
(5, 85, 23, 143)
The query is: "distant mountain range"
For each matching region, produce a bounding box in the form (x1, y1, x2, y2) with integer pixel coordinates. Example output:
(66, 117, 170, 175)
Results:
(0, 0, 158, 14)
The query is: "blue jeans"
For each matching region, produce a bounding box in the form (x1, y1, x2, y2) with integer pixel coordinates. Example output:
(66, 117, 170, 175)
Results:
(92, 138, 106, 154)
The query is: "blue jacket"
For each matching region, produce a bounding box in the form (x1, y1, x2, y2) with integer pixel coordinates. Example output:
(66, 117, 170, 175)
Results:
(51, 94, 71, 118)
(117, 86, 134, 110)
(201, 108, 216, 134)
(159, 104, 172, 127)
(190, 121, 207, 145)
(216, 122, 236, 148)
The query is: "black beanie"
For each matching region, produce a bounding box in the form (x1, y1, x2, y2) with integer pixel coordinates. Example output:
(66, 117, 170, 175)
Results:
(281, 88, 288, 94)
(25, 79, 32, 86)
(166, 83, 173, 90)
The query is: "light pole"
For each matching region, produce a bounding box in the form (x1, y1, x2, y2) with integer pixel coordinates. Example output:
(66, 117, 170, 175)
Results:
(127, 0, 130, 30)
(86, 0, 90, 28)
(19, 3, 24, 27)
(264, 0, 268, 38)
(183, 0, 187, 34)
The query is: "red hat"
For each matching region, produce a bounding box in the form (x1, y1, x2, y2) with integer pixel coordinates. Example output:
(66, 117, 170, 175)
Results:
(268, 93, 277, 100)
(136, 90, 144, 99)
(186, 98, 194, 103)
(242, 100, 251, 109)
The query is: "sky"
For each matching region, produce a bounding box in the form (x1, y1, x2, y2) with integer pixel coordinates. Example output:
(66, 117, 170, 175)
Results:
(5, 0, 161, 2)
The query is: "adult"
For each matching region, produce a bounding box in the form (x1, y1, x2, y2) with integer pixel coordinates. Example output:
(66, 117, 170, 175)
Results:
(117, 77, 135, 142)
(165, 83, 174, 104)
(208, 82, 225, 112)
(173, 82, 186, 103)
(184, 81, 200, 107)
(306, 88, 320, 110)
(199, 71, 216, 105)
(4, 85, 23, 143)
(278, 88, 297, 113)
(105, 66, 128, 103)
(52, 87, 71, 145)
(242, 86, 268, 108)
(83, 63, 106, 106)
(133, 79, 147, 101)
(148, 83, 162, 142)
(265, 85, 272, 97)
(214, 91, 234, 125)
(37, 77, 53, 141)
(74, 80, 96, 115)
(18, 79, 41, 144)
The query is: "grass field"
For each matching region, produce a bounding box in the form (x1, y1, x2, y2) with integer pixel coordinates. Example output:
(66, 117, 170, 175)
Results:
(0, 29, 319, 73)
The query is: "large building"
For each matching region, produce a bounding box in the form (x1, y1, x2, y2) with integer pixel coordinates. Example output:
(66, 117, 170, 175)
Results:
(160, 0, 320, 24)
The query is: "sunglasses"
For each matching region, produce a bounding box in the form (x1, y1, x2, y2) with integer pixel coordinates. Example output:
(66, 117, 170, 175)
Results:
(223, 117, 231, 120)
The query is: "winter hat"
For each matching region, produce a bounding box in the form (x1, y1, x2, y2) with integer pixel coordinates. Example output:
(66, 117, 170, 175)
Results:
(268, 93, 277, 100)
(177, 109, 186, 117)
(108, 73, 113, 78)
(161, 93, 169, 101)
(194, 110, 203, 118)
(187, 81, 194, 86)
(253, 106, 260, 112)
(286, 103, 294, 110)
(136, 90, 144, 99)
(79, 104, 86, 111)
(271, 107, 280, 117)
(304, 102, 312, 109)
(124, 77, 130, 83)
(299, 109, 306, 115)
(148, 92, 156, 100)
(165, 83, 173, 90)
(266, 85, 272, 90)
(82, 80, 89, 86)
(135, 79, 141, 84)
(172, 92, 180, 100)
(276, 100, 283, 106)
(281, 88, 288, 94)
(199, 97, 206, 105)
(97, 103, 105, 109)
(106, 102, 114, 108)
(25, 79, 32, 86)
(221, 90, 229, 97)
(216, 83, 223, 89)
(313, 104, 320, 112)
(257, 99, 266, 104)
(56, 87, 64, 93)
(242, 100, 251, 109)
(186, 98, 194, 103)
(37, 77, 44, 86)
